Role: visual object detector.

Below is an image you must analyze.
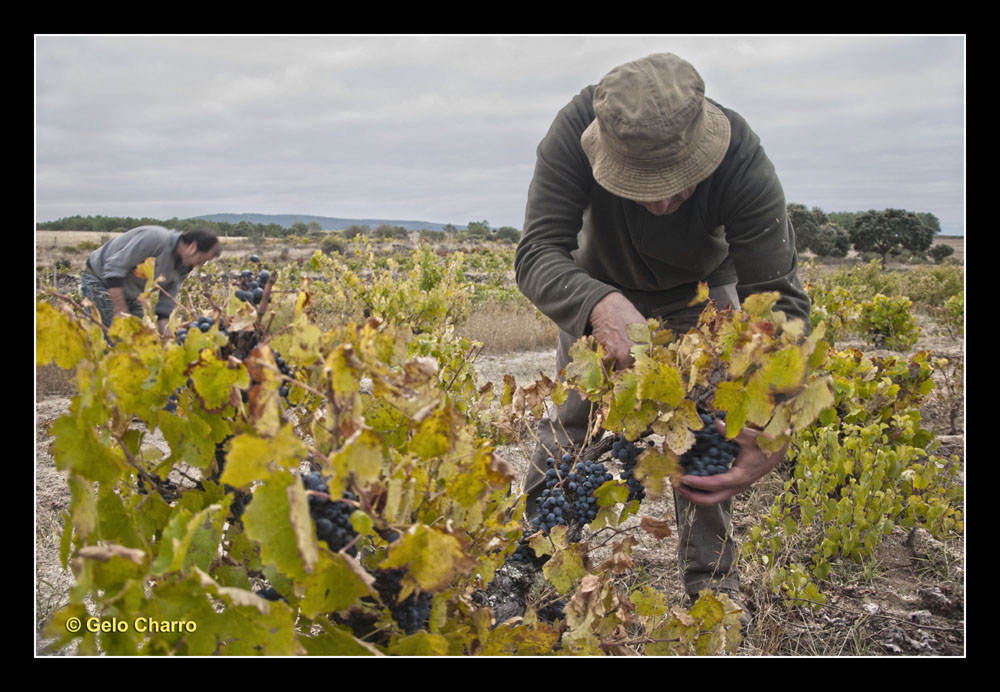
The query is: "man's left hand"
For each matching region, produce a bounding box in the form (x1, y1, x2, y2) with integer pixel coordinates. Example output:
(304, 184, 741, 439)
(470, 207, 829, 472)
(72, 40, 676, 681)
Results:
(675, 419, 788, 506)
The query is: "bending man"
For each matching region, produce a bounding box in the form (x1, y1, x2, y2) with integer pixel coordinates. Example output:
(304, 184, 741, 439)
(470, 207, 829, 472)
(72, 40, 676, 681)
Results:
(515, 53, 810, 609)
(80, 225, 221, 335)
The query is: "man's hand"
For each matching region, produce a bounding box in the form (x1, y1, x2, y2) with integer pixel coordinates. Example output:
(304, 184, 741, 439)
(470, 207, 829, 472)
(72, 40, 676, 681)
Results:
(589, 292, 647, 370)
(108, 286, 131, 319)
(675, 419, 788, 506)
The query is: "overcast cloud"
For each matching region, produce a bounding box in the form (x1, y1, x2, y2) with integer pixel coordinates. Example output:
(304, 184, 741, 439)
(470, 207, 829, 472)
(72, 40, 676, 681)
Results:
(35, 35, 966, 235)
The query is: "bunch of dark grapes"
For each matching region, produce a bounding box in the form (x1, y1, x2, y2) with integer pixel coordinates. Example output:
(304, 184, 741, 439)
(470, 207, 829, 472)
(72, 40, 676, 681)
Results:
(535, 453, 613, 532)
(611, 436, 649, 502)
(255, 586, 289, 604)
(229, 324, 263, 363)
(176, 315, 225, 344)
(508, 453, 609, 567)
(302, 472, 359, 556)
(373, 568, 433, 635)
(206, 436, 252, 523)
(136, 474, 178, 499)
(537, 598, 565, 624)
(164, 391, 180, 413)
(536, 465, 570, 533)
(234, 258, 271, 305)
(534, 455, 571, 532)
(564, 455, 614, 525)
(680, 412, 740, 476)
(507, 527, 547, 566)
(273, 349, 293, 399)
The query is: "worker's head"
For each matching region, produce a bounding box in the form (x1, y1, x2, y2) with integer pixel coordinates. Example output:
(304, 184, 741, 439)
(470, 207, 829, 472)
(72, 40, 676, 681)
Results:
(580, 53, 731, 213)
(177, 228, 221, 268)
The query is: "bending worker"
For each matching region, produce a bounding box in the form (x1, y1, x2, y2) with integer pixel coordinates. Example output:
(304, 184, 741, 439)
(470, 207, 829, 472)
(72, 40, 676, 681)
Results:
(80, 225, 221, 335)
(515, 53, 810, 612)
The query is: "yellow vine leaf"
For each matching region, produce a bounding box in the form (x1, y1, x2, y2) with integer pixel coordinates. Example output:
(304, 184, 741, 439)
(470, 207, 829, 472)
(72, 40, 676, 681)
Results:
(36, 301, 94, 369)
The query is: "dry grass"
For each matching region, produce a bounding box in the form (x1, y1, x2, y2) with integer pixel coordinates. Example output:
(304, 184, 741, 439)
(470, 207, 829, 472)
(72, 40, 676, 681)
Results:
(456, 296, 559, 354)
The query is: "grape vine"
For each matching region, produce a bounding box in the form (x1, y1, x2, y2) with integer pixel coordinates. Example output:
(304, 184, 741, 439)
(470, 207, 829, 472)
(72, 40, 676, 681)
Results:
(36, 250, 962, 656)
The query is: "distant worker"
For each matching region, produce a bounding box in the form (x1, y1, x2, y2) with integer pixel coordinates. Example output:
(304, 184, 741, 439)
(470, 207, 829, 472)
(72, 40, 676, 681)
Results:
(515, 53, 810, 621)
(80, 225, 221, 335)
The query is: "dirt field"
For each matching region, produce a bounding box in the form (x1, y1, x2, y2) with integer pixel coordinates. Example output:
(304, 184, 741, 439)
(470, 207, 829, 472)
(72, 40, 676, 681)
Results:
(35, 231, 304, 269)
(37, 230, 253, 246)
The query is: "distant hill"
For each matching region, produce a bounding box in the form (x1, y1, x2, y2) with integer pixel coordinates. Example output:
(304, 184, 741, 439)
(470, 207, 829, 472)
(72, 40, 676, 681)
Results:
(190, 213, 464, 232)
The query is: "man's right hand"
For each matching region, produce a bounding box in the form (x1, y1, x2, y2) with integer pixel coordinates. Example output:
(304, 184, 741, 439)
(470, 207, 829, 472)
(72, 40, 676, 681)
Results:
(588, 292, 647, 370)
(108, 286, 131, 319)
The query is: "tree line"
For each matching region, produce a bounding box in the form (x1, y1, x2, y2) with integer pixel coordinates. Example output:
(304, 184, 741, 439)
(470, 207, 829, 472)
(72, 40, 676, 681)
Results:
(36, 209, 956, 265)
(36, 215, 524, 244)
(788, 205, 955, 265)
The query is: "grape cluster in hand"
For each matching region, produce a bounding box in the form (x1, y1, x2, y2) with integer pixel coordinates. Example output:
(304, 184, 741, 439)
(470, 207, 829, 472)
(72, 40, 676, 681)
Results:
(373, 568, 432, 634)
(680, 412, 740, 476)
(302, 472, 358, 556)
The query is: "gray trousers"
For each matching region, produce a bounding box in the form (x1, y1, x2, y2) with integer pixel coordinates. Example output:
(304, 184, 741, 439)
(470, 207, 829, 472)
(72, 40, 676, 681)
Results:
(526, 283, 742, 597)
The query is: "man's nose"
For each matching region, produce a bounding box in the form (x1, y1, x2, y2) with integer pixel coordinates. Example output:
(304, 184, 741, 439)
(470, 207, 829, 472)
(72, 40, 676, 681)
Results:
(643, 198, 672, 214)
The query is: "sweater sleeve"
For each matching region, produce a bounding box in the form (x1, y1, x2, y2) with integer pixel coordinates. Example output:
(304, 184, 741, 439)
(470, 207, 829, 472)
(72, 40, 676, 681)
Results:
(515, 89, 620, 338)
(96, 227, 172, 287)
(712, 112, 811, 326)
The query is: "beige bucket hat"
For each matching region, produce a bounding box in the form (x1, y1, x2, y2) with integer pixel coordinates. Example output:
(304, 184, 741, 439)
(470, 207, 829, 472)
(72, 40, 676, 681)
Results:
(580, 53, 731, 202)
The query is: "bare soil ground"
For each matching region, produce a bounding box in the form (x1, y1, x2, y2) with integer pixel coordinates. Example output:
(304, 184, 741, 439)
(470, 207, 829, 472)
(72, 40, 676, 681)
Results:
(36, 231, 322, 270)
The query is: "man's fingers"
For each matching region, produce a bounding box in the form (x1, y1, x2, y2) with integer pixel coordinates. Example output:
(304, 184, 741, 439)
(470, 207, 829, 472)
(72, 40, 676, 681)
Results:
(677, 483, 733, 506)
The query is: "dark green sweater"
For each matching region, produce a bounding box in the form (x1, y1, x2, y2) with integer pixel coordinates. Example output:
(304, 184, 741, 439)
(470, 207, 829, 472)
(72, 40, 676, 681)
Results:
(515, 86, 810, 339)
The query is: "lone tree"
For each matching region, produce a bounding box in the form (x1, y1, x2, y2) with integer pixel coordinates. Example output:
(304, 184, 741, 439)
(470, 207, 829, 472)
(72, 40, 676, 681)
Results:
(493, 226, 521, 243)
(929, 244, 956, 264)
(849, 208, 936, 265)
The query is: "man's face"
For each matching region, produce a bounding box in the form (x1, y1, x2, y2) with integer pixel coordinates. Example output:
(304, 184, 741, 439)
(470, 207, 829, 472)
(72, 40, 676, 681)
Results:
(637, 184, 697, 216)
(178, 241, 220, 268)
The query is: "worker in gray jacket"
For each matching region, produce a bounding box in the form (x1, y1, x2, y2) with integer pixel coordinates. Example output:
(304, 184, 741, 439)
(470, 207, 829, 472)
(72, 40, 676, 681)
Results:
(515, 53, 809, 619)
(80, 225, 221, 335)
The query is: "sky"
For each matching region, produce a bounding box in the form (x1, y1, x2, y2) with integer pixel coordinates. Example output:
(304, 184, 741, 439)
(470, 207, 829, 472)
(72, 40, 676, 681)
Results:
(35, 35, 966, 235)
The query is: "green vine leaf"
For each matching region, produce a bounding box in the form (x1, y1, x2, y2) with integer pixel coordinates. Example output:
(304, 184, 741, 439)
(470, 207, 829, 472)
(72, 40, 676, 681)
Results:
(381, 524, 476, 594)
(243, 470, 315, 581)
(220, 425, 307, 488)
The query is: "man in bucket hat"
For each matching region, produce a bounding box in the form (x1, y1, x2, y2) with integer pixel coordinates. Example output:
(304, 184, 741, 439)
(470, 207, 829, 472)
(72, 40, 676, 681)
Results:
(515, 53, 810, 626)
